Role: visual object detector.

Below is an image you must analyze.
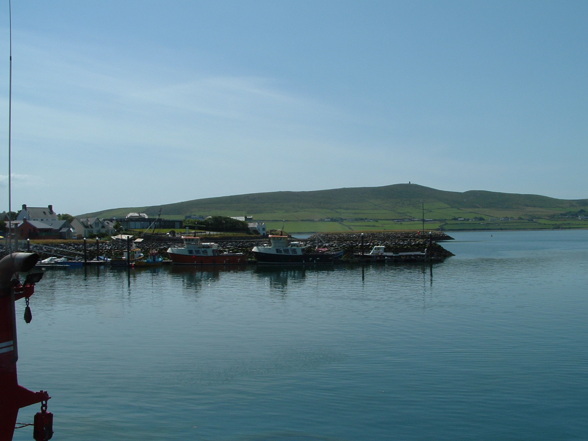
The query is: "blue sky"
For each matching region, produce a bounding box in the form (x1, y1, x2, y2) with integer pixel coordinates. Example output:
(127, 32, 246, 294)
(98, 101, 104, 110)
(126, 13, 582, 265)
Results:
(1, 1, 587, 215)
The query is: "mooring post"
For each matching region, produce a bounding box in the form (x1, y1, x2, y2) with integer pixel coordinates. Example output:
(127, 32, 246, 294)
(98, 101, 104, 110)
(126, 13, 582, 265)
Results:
(126, 237, 131, 267)
(83, 238, 88, 265)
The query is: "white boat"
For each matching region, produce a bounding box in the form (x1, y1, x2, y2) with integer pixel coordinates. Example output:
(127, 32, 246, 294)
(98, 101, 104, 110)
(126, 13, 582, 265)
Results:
(37, 256, 83, 268)
(355, 245, 430, 262)
(252, 235, 342, 264)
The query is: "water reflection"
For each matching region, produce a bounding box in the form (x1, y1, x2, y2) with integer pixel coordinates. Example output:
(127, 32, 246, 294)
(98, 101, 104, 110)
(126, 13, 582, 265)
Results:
(169, 266, 221, 293)
(356, 261, 437, 282)
(254, 266, 308, 291)
(168, 264, 248, 273)
(40, 262, 440, 304)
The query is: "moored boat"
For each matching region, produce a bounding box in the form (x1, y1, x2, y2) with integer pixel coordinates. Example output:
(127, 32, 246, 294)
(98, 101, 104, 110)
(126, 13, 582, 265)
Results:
(134, 250, 167, 267)
(167, 236, 247, 265)
(134, 256, 165, 268)
(109, 248, 143, 268)
(37, 256, 83, 268)
(353, 245, 436, 263)
(252, 235, 343, 264)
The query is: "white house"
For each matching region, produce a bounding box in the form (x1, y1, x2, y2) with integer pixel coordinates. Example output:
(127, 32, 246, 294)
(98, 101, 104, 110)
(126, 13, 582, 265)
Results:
(70, 217, 116, 239)
(248, 222, 267, 236)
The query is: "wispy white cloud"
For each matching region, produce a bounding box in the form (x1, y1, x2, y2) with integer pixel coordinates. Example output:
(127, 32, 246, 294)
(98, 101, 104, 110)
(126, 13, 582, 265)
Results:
(9, 29, 349, 155)
(0, 173, 45, 189)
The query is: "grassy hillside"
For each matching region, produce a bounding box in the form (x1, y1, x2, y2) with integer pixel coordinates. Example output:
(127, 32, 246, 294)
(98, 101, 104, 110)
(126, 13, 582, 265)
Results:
(81, 184, 588, 232)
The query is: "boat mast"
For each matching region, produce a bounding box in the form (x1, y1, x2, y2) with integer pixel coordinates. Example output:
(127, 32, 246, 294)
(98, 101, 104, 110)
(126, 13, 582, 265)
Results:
(421, 200, 425, 234)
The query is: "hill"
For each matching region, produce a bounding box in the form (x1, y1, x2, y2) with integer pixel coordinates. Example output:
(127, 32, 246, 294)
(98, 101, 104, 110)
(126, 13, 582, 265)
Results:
(80, 184, 588, 232)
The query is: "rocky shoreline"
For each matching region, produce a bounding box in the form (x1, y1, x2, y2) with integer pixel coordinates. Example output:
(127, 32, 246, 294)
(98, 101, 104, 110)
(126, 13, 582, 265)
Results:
(1, 231, 454, 262)
(306, 231, 455, 261)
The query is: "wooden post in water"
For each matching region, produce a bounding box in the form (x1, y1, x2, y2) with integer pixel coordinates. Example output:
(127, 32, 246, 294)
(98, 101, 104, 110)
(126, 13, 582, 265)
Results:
(83, 238, 87, 265)
(126, 237, 131, 268)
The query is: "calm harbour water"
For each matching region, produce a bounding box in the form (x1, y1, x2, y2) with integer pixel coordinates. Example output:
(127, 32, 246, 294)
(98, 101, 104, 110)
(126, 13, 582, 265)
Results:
(13, 230, 588, 440)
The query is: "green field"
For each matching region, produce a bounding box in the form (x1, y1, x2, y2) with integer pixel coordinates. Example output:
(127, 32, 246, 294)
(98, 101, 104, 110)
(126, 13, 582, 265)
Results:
(263, 219, 588, 233)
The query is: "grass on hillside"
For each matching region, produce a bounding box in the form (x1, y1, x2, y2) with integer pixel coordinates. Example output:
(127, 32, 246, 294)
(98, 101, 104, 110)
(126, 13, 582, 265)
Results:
(265, 218, 588, 233)
(80, 184, 588, 234)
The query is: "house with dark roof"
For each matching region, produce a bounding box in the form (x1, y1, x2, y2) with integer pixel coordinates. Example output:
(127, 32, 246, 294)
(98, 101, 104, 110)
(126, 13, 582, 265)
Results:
(13, 204, 74, 239)
(17, 204, 58, 222)
(17, 219, 73, 239)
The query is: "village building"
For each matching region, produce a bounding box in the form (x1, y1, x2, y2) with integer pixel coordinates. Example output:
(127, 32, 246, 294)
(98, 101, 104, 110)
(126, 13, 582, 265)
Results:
(16, 204, 58, 222)
(231, 216, 266, 235)
(13, 204, 74, 239)
(17, 219, 73, 240)
(248, 222, 267, 236)
(70, 217, 116, 239)
(116, 213, 183, 231)
(123, 213, 151, 229)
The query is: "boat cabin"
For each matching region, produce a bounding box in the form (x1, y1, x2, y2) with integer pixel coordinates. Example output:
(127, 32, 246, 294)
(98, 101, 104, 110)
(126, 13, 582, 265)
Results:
(181, 236, 221, 256)
(368, 246, 386, 255)
(269, 235, 302, 255)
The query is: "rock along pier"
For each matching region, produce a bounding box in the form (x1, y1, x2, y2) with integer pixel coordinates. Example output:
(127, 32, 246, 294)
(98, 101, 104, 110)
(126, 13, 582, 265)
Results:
(2, 231, 454, 263)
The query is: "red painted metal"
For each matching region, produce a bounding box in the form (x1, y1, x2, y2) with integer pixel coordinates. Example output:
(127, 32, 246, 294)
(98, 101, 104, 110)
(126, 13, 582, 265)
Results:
(0, 253, 51, 441)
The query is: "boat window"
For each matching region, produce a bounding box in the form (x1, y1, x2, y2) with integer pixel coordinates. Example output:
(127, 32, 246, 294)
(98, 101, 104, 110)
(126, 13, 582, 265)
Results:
(189, 250, 194, 255)
(283, 249, 290, 254)
(291, 249, 297, 254)
(276, 249, 282, 254)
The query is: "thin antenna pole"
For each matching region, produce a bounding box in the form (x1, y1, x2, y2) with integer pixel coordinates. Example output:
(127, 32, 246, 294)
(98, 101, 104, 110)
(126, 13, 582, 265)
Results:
(7, 0, 13, 251)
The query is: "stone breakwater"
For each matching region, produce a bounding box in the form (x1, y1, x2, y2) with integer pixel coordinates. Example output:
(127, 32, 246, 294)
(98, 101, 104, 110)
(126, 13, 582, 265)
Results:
(307, 231, 455, 260)
(1, 231, 454, 262)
